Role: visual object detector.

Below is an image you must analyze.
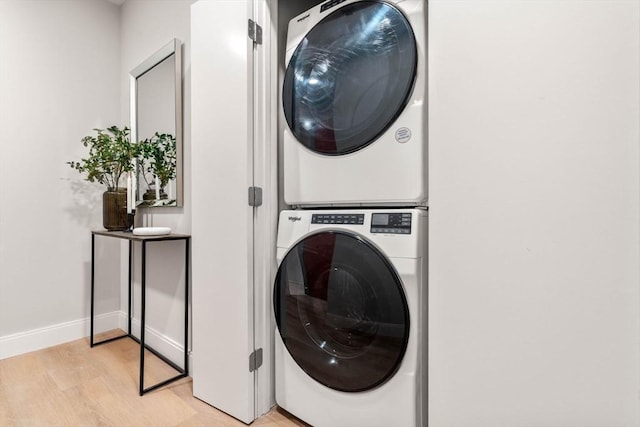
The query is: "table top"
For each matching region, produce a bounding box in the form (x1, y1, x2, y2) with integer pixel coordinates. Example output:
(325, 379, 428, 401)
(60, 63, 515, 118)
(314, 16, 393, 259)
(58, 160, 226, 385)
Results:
(92, 230, 191, 241)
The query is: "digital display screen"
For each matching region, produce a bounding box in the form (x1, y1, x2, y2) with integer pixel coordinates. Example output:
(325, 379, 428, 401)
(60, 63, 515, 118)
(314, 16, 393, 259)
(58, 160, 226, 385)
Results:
(371, 214, 389, 226)
(370, 212, 412, 234)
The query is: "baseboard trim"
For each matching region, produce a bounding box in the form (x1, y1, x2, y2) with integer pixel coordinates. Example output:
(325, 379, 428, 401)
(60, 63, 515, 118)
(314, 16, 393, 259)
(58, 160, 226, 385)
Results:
(124, 312, 189, 369)
(1, 312, 192, 373)
(0, 311, 120, 360)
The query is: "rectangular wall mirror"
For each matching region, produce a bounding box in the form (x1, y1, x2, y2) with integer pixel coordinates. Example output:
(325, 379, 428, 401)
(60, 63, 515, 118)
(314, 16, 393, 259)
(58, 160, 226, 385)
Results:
(130, 38, 183, 207)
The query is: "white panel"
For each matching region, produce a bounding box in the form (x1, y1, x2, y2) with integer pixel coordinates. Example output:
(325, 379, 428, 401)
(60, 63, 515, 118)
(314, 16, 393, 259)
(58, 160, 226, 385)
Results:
(191, 0, 255, 423)
(429, 1, 640, 426)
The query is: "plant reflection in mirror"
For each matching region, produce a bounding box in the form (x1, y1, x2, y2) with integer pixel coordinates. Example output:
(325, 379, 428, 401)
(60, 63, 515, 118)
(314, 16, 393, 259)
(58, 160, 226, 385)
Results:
(137, 132, 177, 199)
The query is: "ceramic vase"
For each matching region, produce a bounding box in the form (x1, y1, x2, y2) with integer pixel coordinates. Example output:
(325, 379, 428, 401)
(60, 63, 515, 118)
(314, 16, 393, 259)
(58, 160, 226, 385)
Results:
(103, 188, 128, 231)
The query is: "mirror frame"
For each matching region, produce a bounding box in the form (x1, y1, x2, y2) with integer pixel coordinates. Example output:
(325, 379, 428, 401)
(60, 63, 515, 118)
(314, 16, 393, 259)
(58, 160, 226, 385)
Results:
(130, 38, 183, 207)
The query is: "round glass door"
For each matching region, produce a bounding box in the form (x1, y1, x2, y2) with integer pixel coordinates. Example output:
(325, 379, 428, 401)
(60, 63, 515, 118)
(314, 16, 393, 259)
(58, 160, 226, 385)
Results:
(283, 1, 417, 155)
(274, 231, 409, 392)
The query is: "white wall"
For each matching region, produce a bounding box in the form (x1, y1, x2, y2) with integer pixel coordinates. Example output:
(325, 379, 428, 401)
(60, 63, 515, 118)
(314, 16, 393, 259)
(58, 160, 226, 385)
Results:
(119, 0, 195, 365)
(0, 0, 195, 362)
(0, 0, 122, 357)
(428, 1, 640, 426)
(120, 0, 193, 232)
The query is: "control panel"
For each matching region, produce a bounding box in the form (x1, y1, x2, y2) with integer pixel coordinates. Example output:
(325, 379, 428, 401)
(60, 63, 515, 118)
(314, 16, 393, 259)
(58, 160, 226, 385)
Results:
(371, 213, 412, 234)
(311, 214, 364, 225)
(321, 0, 347, 13)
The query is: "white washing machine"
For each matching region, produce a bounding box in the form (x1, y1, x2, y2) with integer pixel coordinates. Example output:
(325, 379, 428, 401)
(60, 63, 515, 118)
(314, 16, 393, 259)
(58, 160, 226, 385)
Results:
(282, 0, 427, 207)
(274, 209, 427, 427)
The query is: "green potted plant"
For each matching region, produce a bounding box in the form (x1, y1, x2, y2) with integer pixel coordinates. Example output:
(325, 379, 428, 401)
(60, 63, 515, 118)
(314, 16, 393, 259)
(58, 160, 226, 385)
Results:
(138, 132, 177, 203)
(68, 126, 137, 230)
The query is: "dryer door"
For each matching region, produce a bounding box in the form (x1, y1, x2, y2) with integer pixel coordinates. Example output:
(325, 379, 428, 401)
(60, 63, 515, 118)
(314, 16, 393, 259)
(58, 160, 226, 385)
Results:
(283, 1, 417, 156)
(274, 231, 409, 392)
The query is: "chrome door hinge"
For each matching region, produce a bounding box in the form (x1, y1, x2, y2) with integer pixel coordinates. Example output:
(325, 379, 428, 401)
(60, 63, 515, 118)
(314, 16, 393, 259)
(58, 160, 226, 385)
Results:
(249, 348, 263, 372)
(248, 186, 263, 207)
(248, 19, 262, 45)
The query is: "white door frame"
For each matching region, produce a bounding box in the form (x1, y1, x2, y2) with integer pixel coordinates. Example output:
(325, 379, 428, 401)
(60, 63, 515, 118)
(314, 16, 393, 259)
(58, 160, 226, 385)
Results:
(252, 0, 279, 418)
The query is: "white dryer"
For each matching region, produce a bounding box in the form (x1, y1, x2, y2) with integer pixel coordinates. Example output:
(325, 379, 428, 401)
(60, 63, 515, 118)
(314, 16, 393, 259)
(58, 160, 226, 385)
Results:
(282, 0, 427, 207)
(274, 209, 427, 427)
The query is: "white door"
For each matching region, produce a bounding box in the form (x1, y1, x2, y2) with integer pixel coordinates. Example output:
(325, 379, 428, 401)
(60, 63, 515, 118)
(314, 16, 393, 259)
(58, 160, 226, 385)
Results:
(191, 0, 275, 422)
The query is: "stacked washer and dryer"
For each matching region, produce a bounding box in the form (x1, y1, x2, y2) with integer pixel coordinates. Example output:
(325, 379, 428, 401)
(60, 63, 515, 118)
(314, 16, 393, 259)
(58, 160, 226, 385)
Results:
(274, 1, 427, 426)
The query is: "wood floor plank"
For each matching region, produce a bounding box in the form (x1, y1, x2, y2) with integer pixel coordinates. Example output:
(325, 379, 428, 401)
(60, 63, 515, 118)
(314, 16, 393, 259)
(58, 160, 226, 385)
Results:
(0, 337, 305, 426)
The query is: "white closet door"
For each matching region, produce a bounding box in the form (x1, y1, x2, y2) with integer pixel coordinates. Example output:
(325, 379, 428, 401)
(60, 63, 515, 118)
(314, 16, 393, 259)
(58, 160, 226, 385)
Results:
(191, 0, 256, 423)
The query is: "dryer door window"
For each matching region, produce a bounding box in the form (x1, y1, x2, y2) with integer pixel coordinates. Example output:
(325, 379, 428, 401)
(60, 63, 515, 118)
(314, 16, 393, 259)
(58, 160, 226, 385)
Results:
(283, 1, 417, 156)
(274, 231, 410, 392)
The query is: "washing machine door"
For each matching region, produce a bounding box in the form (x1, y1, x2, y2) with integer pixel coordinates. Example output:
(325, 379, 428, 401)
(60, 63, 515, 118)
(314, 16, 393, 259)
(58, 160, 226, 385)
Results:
(274, 231, 410, 392)
(283, 1, 417, 156)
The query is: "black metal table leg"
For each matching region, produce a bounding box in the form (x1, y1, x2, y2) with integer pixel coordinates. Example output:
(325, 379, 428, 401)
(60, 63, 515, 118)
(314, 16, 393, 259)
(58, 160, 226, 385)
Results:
(128, 240, 133, 335)
(139, 237, 189, 395)
(90, 233, 129, 347)
(90, 233, 95, 347)
(184, 237, 190, 375)
(140, 240, 147, 396)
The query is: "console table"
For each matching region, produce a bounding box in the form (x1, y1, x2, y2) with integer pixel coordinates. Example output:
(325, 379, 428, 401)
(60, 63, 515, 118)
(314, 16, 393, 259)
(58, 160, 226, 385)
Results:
(89, 230, 190, 395)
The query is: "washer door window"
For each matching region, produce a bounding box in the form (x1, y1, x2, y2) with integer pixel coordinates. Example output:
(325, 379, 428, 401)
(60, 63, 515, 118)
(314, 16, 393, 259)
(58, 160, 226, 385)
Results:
(283, 1, 417, 155)
(274, 231, 409, 392)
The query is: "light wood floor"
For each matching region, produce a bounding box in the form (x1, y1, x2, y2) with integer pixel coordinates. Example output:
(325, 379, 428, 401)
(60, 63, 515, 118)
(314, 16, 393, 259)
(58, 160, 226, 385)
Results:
(0, 333, 309, 426)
